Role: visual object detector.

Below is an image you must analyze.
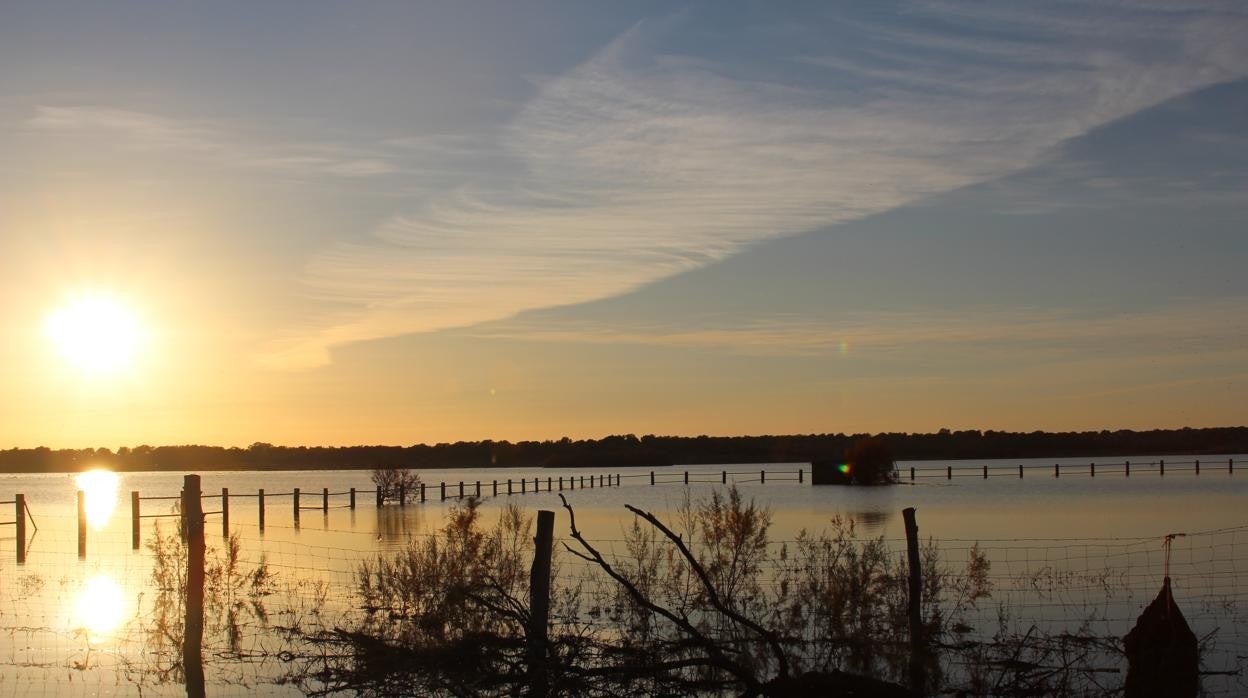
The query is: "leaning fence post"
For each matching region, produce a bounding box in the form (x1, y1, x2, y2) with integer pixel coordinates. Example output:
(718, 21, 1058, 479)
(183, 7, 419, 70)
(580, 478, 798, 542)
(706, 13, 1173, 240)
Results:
(16, 494, 27, 564)
(182, 474, 206, 698)
(131, 491, 140, 550)
(77, 490, 86, 559)
(222, 488, 230, 537)
(903, 507, 926, 694)
(528, 509, 555, 695)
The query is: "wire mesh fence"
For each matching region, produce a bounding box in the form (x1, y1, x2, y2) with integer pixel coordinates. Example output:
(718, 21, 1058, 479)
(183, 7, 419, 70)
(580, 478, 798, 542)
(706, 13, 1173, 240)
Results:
(0, 466, 1242, 695)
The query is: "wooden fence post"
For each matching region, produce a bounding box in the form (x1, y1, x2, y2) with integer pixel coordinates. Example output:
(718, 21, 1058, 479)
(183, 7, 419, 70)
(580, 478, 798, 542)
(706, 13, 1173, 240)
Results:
(1055, 463, 1060, 478)
(493, 480, 498, 496)
(459, 481, 465, 499)
(1018, 464, 1023, 478)
(650, 471, 655, 485)
(798, 468, 803, 483)
(375, 487, 383, 507)
(1090, 463, 1095, 477)
(508, 479, 513, 495)
(182, 474, 206, 698)
(983, 465, 988, 479)
(528, 509, 555, 695)
(684, 471, 689, 485)
(1126, 461, 1131, 477)
(558, 476, 563, 491)
(441, 482, 447, 500)
(903, 507, 925, 694)
(77, 490, 86, 559)
(476, 481, 481, 497)
(946, 466, 951, 480)
(322, 488, 329, 514)
(222, 488, 230, 537)
(131, 491, 140, 550)
(1230, 458, 1234, 474)
(293, 488, 301, 525)
(1160, 459, 1165, 476)
(1195, 459, 1200, 475)
(16, 494, 26, 564)
(258, 489, 265, 531)
(522, 479, 527, 494)
(760, 470, 765, 484)
(349, 488, 356, 509)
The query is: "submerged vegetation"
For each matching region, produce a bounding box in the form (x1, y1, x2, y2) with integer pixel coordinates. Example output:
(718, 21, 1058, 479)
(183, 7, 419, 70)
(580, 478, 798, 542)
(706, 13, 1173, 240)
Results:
(266, 486, 1147, 697)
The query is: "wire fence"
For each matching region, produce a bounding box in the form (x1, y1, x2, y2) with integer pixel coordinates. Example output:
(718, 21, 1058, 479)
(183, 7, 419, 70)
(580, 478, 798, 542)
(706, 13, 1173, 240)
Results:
(0, 467, 1243, 696)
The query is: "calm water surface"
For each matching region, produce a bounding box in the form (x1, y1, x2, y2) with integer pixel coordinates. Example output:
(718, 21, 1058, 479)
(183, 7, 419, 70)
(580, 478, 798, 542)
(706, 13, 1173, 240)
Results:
(0, 454, 1243, 695)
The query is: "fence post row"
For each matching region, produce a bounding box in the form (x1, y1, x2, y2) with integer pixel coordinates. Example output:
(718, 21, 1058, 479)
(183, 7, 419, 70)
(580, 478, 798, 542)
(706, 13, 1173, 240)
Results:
(16, 494, 27, 564)
(77, 490, 86, 559)
(131, 491, 140, 550)
(528, 509, 555, 694)
(902, 507, 925, 694)
(182, 474, 206, 698)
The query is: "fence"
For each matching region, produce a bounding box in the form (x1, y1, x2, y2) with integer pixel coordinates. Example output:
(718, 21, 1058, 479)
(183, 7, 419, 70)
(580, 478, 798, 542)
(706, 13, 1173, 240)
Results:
(906, 457, 1238, 480)
(0, 466, 1243, 696)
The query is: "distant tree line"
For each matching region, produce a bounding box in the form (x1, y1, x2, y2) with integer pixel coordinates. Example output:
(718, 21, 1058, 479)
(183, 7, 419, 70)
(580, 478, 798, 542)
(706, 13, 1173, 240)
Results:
(0, 426, 1245, 474)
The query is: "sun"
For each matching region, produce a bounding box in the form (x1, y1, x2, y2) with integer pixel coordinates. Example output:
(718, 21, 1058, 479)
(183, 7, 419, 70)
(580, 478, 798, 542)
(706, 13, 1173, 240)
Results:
(44, 293, 144, 376)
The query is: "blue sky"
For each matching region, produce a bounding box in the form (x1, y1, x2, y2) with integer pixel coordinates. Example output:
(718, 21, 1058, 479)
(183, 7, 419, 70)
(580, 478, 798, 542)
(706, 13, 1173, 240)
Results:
(1, 1, 1246, 445)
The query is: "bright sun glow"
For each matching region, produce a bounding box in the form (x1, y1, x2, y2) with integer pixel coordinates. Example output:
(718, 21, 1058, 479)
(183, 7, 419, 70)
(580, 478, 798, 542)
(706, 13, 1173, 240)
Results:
(44, 293, 143, 376)
(74, 574, 127, 639)
(76, 469, 120, 530)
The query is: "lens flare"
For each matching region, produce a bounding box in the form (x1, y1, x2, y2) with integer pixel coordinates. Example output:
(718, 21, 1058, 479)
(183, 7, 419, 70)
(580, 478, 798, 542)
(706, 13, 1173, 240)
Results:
(838, 463, 851, 475)
(75, 469, 120, 530)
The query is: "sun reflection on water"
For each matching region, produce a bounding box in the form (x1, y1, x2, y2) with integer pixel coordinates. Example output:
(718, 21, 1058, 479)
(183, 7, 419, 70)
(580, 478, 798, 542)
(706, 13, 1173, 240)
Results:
(75, 469, 119, 530)
(73, 574, 127, 640)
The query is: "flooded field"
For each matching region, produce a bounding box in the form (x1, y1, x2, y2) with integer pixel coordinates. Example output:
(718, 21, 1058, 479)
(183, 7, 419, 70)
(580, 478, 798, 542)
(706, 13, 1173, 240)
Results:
(0, 455, 1244, 696)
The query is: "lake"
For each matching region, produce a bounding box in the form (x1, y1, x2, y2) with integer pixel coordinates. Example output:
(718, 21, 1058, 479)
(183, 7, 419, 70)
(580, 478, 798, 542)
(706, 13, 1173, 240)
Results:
(0, 454, 1244, 695)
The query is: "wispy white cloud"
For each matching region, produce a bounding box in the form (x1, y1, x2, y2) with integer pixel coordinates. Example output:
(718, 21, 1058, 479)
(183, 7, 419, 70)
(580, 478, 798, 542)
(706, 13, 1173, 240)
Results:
(29, 105, 398, 178)
(263, 1, 1248, 369)
(468, 298, 1248, 359)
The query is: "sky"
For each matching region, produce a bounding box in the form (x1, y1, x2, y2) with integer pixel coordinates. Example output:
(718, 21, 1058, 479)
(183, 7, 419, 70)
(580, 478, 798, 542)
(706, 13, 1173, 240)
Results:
(1, 0, 1246, 448)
